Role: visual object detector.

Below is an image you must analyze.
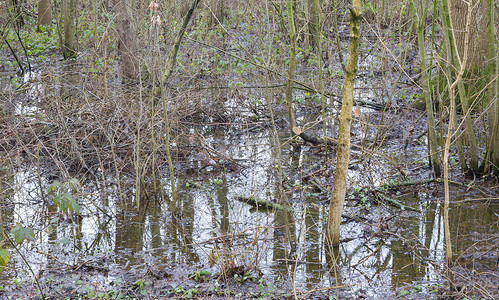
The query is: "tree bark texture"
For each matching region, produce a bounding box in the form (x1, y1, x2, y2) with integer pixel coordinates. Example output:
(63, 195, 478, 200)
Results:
(208, 0, 224, 27)
(450, 0, 487, 68)
(484, 0, 498, 174)
(114, 0, 139, 78)
(62, 0, 76, 59)
(38, 0, 52, 27)
(285, 0, 297, 132)
(440, 0, 479, 174)
(303, 0, 317, 48)
(325, 0, 362, 247)
(410, 0, 441, 177)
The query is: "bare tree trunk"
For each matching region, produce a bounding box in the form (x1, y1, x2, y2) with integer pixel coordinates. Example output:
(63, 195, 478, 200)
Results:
(62, 0, 76, 59)
(10, 0, 24, 28)
(410, 0, 441, 177)
(38, 0, 52, 27)
(303, 0, 317, 48)
(442, 0, 475, 264)
(114, 0, 139, 78)
(325, 0, 362, 247)
(160, 0, 201, 213)
(285, 0, 297, 132)
(440, 0, 480, 174)
(450, 0, 487, 68)
(208, 0, 223, 27)
(484, 0, 498, 175)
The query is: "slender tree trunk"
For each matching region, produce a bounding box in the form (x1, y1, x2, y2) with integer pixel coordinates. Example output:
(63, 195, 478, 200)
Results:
(325, 0, 362, 247)
(410, 0, 441, 177)
(10, 0, 24, 28)
(160, 0, 201, 213)
(285, 0, 297, 132)
(114, 0, 139, 78)
(62, 0, 76, 59)
(442, 0, 475, 265)
(484, 0, 499, 174)
(439, 0, 475, 174)
(38, 0, 52, 27)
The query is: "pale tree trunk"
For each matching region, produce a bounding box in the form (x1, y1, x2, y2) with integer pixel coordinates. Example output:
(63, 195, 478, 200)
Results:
(38, 0, 52, 27)
(410, 0, 441, 177)
(62, 0, 76, 59)
(439, 0, 480, 174)
(303, 0, 317, 48)
(285, 0, 297, 132)
(114, 0, 139, 79)
(325, 0, 362, 247)
(208, 0, 223, 27)
(177, 0, 191, 19)
(441, 0, 474, 264)
(450, 0, 487, 68)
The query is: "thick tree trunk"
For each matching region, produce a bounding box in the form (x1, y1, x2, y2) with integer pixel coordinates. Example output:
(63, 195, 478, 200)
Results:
(114, 0, 139, 79)
(440, 0, 480, 174)
(303, 0, 317, 48)
(450, 0, 487, 68)
(38, 0, 52, 27)
(325, 0, 362, 247)
(62, 0, 76, 59)
(208, 0, 223, 27)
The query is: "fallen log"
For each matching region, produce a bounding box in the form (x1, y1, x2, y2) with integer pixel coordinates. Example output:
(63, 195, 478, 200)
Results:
(292, 126, 337, 146)
(374, 192, 420, 212)
(235, 195, 285, 211)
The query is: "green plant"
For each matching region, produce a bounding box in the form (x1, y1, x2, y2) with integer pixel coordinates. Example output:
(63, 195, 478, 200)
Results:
(234, 272, 255, 283)
(189, 269, 211, 282)
(47, 178, 80, 215)
(398, 284, 423, 297)
(183, 287, 199, 299)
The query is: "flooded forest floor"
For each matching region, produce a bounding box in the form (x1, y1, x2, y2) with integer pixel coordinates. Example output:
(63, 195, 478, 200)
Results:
(0, 5, 498, 300)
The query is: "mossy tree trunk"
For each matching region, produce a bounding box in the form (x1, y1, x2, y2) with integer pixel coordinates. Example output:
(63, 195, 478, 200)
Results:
(325, 0, 362, 247)
(484, 0, 498, 174)
(285, 0, 297, 132)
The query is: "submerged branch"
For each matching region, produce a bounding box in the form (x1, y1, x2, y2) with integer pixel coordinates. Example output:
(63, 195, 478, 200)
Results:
(374, 192, 420, 212)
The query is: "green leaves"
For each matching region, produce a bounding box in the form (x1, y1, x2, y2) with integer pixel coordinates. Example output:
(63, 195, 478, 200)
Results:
(189, 269, 211, 282)
(11, 223, 35, 244)
(0, 248, 10, 273)
(53, 193, 80, 215)
(47, 179, 80, 215)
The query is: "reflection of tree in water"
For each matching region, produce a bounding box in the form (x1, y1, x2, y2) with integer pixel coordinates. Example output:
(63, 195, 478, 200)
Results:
(165, 176, 199, 264)
(0, 166, 15, 227)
